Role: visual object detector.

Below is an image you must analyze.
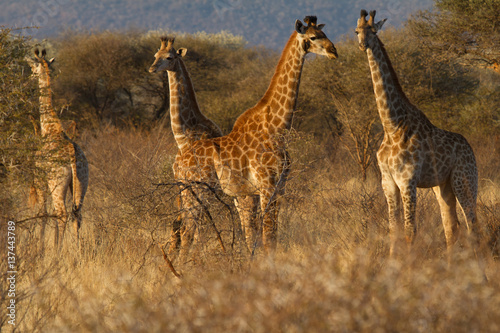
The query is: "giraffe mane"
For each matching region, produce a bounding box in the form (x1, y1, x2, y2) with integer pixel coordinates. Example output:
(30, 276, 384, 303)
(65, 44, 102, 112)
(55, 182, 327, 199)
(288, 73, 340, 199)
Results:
(376, 36, 411, 105)
(378, 38, 433, 126)
(176, 54, 201, 114)
(232, 31, 299, 129)
(257, 31, 297, 106)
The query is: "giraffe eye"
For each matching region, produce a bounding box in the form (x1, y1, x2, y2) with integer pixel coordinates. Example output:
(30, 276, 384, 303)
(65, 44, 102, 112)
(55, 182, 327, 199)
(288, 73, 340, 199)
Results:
(310, 36, 317, 41)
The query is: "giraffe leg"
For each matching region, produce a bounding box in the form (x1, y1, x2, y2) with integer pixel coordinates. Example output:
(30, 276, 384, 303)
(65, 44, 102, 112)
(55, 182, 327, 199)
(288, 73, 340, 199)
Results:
(169, 165, 184, 259)
(259, 190, 280, 255)
(33, 180, 49, 251)
(432, 181, 460, 260)
(177, 189, 200, 264)
(381, 173, 402, 257)
(400, 183, 417, 250)
(235, 195, 260, 254)
(169, 215, 182, 256)
(48, 168, 71, 250)
(52, 193, 68, 250)
(38, 193, 48, 250)
(168, 195, 184, 255)
(179, 218, 196, 264)
(259, 161, 289, 255)
(451, 165, 479, 250)
(450, 162, 486, 278)
(168, 195, 183, 257)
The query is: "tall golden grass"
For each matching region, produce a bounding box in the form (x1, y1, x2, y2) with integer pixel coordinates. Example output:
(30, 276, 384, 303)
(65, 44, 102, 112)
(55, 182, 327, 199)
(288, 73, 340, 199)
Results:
(1, 126, 499, 332)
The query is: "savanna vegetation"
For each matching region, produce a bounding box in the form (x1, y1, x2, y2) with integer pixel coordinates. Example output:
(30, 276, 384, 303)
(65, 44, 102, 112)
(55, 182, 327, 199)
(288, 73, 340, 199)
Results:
(1, 1, 500, 331)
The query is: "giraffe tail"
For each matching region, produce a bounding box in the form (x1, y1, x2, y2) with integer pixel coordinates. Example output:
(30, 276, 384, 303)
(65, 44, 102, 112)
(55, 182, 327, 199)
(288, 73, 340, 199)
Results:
(70, 144, 88, 231)
(71, 171, 86, 231)
(72, 204, 82, 229)
(29, 185, 38, 208)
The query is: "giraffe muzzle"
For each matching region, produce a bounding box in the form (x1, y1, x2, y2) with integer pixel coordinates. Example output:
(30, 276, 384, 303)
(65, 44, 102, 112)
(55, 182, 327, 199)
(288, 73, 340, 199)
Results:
(148, 65, 158, 73)
(329, 47, 338, 59)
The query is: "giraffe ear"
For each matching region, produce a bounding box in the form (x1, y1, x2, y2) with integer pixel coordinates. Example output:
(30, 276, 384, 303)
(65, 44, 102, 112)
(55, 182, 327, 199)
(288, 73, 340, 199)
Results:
(373, 18, 387, 32)
(317, 23, 325, 31)
(295, 20, 307, 34)
(48, 58, 55, 66)
(177, 48, 187, 57)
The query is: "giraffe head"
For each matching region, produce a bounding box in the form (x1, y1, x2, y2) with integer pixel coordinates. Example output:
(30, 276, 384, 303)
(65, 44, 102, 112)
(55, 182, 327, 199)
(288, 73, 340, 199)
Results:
(295, 16, 337, 59)
(25, 48, 55, 78)
(149, 37, 187, 73)
(355, 10, 387, 52)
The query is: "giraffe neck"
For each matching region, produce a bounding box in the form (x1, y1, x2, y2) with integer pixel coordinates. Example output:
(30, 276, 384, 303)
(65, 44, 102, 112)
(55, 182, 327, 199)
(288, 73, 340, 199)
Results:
(233, 31, 306, 135)
(366, 37, 416, 134)
(37, 68, 64, 138)
(168, 59, 205, 151)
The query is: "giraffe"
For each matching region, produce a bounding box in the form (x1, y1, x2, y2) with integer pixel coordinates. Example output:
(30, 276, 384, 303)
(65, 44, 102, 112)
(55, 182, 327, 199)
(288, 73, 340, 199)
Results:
(26, 49, 89, 249)
(173, 16, 337, 259)
(149, 37, 224, 254)
(355, 10, 479, 257)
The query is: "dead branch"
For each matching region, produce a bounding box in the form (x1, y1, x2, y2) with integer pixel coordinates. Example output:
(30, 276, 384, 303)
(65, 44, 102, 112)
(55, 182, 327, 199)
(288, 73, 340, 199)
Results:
(158, 242, 182, 278)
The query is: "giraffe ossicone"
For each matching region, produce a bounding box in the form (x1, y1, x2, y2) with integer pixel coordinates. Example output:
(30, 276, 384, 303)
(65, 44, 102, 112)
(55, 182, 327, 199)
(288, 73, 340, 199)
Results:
(356, 10, 479, 257)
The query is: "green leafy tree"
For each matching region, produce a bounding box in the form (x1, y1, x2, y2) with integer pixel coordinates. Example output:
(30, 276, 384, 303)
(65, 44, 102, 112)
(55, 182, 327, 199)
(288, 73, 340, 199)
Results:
(53, 31, 152, 127)
(408, 0, 500, 135)
(409, 0, 500, 72)
(50, 30, 276, 132)
(0, 27, 38, 218)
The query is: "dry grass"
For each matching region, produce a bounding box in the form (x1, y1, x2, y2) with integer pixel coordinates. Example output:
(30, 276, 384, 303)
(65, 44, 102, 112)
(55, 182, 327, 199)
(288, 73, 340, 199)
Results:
(1, 128, 500, 333)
